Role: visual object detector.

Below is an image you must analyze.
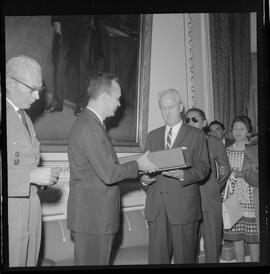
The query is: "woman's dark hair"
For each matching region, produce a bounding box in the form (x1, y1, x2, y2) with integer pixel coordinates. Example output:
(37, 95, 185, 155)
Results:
(208, 120, 225, 131)
(231, 115, 253, 133)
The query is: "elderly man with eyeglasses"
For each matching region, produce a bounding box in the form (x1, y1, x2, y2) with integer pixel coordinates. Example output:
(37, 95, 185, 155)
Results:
(6, 55, 60, 267)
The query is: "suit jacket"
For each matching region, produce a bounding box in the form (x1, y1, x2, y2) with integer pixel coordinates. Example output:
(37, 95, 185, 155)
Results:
(199, 134, 230, 212)
(6, 101, 40, 197)
(243, 143, 258, 187)
(243, 143, 259, 228)
(7, 100, 41, 266)
(224, 137, 234, 148)
(144, 123, 210, 225)
(67, 109, 139, 234)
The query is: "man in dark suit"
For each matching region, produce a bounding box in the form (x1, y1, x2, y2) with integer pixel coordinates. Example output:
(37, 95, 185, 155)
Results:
(67, 72, 158, 265)
(141, 89, 210, 264)
(208, 120, 234, 147)
(185, 108, 230, 263)
(6, 55, 59, 266)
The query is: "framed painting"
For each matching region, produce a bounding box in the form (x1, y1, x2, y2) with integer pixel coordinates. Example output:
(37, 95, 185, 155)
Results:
(5, 14, 153, 153)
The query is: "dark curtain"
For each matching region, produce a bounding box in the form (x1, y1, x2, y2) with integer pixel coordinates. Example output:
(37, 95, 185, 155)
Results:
(248, 52, 258, 133)
(209, 13, 251, 136)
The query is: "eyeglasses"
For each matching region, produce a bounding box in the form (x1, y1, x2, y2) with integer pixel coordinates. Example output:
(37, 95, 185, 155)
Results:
(9, 76, 44, 94)
(185, 117, 199, 124)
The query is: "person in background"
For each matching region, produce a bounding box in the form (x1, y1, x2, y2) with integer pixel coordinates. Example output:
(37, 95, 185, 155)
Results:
(208, 120, 234, 147)
(6, 55, 60, 267)
(141, 89, 210, 264)
(67, 72, 158, 265)
(45, 15, 95, 116)
(222, 115, 259, 262)
(185, 107, 230, 263)
(242, 141, 259, 241)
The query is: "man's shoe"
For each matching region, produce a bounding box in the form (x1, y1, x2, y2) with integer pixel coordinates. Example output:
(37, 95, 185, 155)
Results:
(74, 106, 84, 116)
(44, 105, 63, 113)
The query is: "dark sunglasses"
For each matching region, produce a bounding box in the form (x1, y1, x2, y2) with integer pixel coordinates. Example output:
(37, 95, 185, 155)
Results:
(9, 76, 44, 94)
(185, 117, 199, 124)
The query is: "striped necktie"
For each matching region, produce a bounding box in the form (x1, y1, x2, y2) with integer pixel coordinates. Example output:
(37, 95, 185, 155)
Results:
(166, 127, 172, 149)
(17, 109, 30, 136)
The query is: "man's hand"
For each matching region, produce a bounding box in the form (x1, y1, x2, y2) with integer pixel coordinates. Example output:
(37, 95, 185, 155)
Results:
(162, 169, 184, 181)
(136, 151, 159, 173)
(141, 174, 156, 187)
(30, 167, 61, 186)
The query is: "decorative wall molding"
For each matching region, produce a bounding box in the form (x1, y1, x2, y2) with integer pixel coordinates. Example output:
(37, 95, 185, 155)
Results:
(200, 13, 214, 122)
(184, 13, 197, 108)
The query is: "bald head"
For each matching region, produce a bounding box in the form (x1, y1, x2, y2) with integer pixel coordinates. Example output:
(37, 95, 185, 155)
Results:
(6, 55, 43, 109)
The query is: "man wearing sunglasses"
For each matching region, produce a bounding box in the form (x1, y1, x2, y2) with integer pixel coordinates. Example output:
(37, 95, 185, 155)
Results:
(141, 89, 210, 264)
(185, 108, 230, 263)
(6, 55, 60, 267)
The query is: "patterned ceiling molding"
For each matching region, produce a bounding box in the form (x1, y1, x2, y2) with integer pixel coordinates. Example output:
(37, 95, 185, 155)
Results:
(184, 13, 197, 108)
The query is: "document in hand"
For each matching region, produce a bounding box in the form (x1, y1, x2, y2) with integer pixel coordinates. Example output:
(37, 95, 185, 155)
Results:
(147, 147, 190, 171)
(119, 147, 190, 171)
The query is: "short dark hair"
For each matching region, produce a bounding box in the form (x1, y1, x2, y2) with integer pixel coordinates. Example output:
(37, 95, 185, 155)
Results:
(87, 72, 119, 99)
(231, 115, 252, 133)
(186, 107, 206, 120)
(208, 120, 225, 131)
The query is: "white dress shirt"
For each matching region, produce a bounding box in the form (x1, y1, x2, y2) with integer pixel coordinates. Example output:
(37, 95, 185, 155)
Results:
(164, 121, 182, 148)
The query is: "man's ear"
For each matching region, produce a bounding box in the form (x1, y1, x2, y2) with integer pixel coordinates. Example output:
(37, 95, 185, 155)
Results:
(203, 120, 208, 128)
(179, 103, 184, 113)
(101, 92, 108, 103)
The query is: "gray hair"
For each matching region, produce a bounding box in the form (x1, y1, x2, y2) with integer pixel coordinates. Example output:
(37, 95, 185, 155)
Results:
(158, 88, 183, 107)
(6, 55, 41, 80)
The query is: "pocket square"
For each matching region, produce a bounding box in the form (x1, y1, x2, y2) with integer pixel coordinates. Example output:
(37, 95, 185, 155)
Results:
(181, 146, 187, 150)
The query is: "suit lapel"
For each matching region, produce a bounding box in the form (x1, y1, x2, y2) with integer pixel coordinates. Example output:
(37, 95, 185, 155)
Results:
(160, 126, 166, 150)
(86, 109, 119, 164)
(6, 101, 32, 142)
(172, 122, 188, 148)
(24, 112, 39, 147)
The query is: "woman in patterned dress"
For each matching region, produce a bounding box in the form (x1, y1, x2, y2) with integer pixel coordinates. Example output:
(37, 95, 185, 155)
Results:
(222, 116, 259, 262)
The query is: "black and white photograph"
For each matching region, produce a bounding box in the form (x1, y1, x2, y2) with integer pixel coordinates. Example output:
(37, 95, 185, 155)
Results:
(1, 0, 269, 271)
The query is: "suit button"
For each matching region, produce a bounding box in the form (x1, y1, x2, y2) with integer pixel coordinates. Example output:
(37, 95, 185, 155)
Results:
(15, 151, 20, 157)
(14, 159, 20, 165)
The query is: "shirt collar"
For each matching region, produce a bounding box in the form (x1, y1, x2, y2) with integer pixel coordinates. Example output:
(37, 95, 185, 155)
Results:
(6, 97, 19, 112)
(165, 120, 182, 133)
(87, 106, 104, 125)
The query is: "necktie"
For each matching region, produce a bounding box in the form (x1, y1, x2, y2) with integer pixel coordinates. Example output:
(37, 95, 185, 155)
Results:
(166, 127, 172, 149)
(17, 109, 30, 136)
